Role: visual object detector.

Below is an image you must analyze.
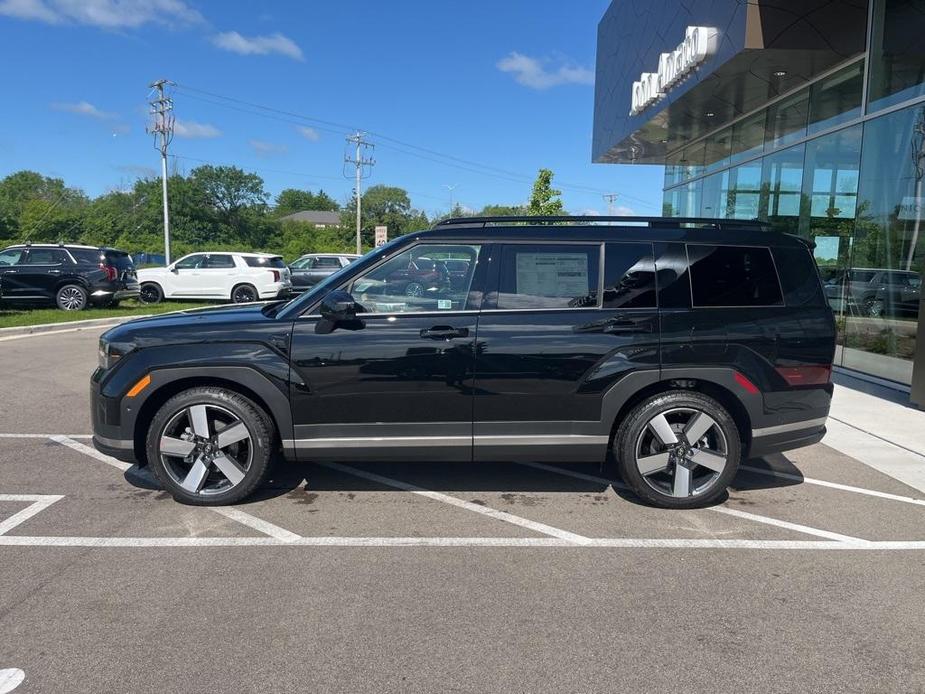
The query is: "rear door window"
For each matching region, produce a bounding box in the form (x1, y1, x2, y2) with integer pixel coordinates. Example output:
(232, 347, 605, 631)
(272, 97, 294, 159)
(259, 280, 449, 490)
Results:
(495, 244, 600, 310)
(314, 257, 342, 268)
(202, 254, 235, 269)
(603, 243, 657, 309)
(688, 245, 783, 307)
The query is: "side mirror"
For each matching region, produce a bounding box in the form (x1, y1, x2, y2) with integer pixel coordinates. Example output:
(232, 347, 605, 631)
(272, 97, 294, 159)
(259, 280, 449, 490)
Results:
(316, 290, 365, 334)
(170, 266, 179, 274)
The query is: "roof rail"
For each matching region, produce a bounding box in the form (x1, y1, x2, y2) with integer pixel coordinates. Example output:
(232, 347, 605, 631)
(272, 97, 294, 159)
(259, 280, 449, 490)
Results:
(432, 215, 772, 231)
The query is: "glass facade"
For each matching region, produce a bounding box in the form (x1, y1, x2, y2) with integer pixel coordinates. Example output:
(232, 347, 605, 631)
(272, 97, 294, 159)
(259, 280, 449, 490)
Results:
(661, 0, 925, 385)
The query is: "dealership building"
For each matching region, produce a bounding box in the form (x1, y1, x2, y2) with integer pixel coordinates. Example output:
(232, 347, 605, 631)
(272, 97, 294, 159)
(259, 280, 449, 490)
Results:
(593, 0, 925, 403)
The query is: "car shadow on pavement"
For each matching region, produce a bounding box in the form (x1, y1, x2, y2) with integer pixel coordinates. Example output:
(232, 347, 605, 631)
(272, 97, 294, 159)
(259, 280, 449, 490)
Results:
(122, 452, 805, 506)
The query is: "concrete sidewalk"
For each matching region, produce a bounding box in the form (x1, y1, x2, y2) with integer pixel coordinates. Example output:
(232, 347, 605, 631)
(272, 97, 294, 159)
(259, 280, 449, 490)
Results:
(826, 377, 925, 494)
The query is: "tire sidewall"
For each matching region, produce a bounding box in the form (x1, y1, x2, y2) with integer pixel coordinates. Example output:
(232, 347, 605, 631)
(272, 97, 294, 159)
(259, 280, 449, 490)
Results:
(231, 284, 257, 303)
(139, 282, 163, 304)
(145, 387, 273, 505)
(56, 284, 88, 311)
(616, 391, 741, 509)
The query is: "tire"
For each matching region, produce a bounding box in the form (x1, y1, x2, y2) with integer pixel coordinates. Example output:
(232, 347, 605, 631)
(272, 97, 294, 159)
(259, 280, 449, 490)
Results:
(139, 282, 163, 305)
(405, 282, 424, 298)
(865, 296, 885, 318)
(145, 387, 275, 505)
(56, 284, 88, 311)
(231, 283, 258, 303)
(614, 391, 741, 509)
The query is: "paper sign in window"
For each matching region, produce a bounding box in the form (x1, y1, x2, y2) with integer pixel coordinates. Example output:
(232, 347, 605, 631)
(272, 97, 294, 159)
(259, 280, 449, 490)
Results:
(515, 253, 588, 297)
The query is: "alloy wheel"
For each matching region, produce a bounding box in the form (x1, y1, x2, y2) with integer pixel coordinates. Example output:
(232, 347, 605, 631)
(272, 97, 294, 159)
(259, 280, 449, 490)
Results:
(634, 407, 728, 498)
(233, 286, 256, 303)
(157, 403, 253, 496)
(58, 287, 86, 310)
(139, 284, 160, 304)
(405, 282, 424, 298)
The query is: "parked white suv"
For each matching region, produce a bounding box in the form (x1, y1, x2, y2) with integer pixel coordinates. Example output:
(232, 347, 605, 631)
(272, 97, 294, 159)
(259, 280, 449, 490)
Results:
(137, 252, 292, 304)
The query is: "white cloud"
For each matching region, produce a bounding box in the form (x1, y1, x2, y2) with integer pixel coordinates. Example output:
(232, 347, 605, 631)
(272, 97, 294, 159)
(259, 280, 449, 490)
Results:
(614, 205, 635, 216)
(173, 120, 222, 139)
(0, 0, 203, 28)
(496, 52, 594, 90)
(212, 31, 304, 61)
(51, 100, 117, 119)
(249, 139, 287, 156)
(295, 126, 320, 142)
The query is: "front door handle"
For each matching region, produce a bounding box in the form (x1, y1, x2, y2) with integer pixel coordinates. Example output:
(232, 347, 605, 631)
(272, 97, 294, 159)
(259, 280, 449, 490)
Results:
(420, 325, 469, 340)
(48, 269, 61, 274)
(604, 316, 655, 334)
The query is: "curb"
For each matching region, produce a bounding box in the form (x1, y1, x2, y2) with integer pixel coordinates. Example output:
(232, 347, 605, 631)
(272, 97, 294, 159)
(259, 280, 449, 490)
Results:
(0, 314, 150, 338)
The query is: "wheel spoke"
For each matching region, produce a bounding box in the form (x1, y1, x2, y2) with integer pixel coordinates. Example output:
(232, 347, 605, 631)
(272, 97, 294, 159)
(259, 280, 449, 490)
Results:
(180, 458, 209, 493)
(648, 413, 678, 445)
(160, 436, 196, 457)
(672, 463, 692, 497)
(684, 411, 716, 444)
(637, 451, 671, 476)
(215, 421, 249, 449)
(688, 448, 727, 473)
(212, 454, 246, 486)
(189, 405, 210, 438)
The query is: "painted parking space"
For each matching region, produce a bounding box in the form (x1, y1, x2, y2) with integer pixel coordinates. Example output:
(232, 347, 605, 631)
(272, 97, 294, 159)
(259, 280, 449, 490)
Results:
(1, 434, 925, 551)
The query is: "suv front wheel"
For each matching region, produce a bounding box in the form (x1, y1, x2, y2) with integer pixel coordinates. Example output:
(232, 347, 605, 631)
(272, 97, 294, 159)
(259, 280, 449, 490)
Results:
(615, 391, 741, 509)
(146, 387, 274, 505)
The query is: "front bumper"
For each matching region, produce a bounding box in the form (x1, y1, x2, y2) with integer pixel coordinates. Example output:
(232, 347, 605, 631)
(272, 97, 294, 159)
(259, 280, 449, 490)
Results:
(90, 376, 138, 463)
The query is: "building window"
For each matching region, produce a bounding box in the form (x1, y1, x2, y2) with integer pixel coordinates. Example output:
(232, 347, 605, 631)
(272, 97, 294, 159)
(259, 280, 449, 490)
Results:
(729, 111, 766, 165)
(766, 89, 810, 149)
(761, 144, 806, 235)
(868, 0, 925, 113)
(808, 62, 863, 135)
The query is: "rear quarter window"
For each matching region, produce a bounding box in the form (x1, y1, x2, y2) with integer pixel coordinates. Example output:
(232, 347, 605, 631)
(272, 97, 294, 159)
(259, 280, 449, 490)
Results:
(688, 245, 783, 307)
(244, 256, 286, 269)
(772, 246, 826, 307)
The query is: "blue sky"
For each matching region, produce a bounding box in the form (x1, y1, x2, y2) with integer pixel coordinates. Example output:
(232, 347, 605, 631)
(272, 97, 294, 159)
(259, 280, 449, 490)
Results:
(0, 0, 664, 217)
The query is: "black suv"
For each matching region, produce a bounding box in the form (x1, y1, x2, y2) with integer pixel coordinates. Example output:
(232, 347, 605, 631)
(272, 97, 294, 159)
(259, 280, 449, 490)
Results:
(91, 217, 836, 509)
(0, 243, 139, 310)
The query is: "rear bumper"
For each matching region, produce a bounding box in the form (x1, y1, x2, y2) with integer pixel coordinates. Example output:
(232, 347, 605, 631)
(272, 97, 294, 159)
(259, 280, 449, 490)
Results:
(259, 282, 292, 299)
(90, 287, 140, 302)
(748, 417, 828, 458)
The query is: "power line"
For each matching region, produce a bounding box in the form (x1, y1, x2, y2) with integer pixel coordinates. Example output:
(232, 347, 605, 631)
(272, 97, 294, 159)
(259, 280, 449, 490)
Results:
(171, 83, 660, 209)
(344, 132, 375, 255)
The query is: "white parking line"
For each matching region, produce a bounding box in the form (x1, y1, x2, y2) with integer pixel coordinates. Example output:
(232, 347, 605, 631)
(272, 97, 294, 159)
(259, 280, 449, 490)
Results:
(0, 433, 92, 439)
(517, 462, 871, 544)
(49, 435, 130, 471)
(740, 464, 925, 507)
(320, 461, 593, 545)
(0, 494, 64, 536)
(0, 534, 922, 549)
(208, 506, 302, 542)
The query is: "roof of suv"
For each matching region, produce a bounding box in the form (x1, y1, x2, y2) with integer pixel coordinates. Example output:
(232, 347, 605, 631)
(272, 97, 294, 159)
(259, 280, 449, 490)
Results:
(4, 243, 123, 251)
(413, 216, 811, 249)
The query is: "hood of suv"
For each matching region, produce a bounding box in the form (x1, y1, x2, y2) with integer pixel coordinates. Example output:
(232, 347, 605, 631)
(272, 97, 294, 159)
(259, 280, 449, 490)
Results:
(101, 302, 285, 348)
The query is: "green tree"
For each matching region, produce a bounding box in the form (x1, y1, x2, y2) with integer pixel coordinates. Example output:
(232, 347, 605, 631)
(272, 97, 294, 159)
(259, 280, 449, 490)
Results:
(480, 203, 527, 216)
(0, 170, 87, 242)
(526, 168, 564, 216)
(342, 184, 429, 241)
(274, 188, 340, 216)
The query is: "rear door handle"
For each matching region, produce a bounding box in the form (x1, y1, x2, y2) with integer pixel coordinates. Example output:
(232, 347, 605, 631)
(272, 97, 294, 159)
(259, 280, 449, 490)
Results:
(603, 316, 656, 334)
(420, 325, 469, 340)
(48, 269, 61, 274)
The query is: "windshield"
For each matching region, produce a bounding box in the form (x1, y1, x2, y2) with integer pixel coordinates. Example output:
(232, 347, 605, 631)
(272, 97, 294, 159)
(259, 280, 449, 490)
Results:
(275, 237, 408, 319)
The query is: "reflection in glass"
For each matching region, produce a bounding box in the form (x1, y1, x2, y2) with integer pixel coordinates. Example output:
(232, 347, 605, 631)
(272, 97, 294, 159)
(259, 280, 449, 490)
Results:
(725, 162, 762, 219)
(808, 62, 863, 135)
(704, 127, 732, 173)
(730, 111, 766, 165)
(868, 0, 925, 112)
(761, 144, 805, 234)
(766, 89, 810, 149)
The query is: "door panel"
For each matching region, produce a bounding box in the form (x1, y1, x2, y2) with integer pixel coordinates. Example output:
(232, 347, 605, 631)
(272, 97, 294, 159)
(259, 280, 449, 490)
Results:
(472, 242, 660, 462)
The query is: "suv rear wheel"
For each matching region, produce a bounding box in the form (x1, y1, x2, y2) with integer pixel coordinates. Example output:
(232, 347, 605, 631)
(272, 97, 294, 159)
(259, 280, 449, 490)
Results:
(615, 391, 740, 509)
(145, 387, 274, 505)
(231, 283, 258, 303)
(56, 284, 88, 311)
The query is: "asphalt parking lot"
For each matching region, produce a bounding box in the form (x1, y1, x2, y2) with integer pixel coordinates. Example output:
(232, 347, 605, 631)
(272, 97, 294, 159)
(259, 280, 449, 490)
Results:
(2, 325, 925, 692)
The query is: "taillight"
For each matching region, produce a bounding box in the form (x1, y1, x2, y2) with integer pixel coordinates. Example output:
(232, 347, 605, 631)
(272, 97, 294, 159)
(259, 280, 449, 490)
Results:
(99, 263, 118, 281)
(270, 269, 280, 282)
(775, 365, 832, 386)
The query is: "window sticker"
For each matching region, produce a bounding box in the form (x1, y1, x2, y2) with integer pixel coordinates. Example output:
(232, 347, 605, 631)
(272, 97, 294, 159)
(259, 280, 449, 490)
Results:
(438, 299, 452, 310)
(515, 253, 588, 297)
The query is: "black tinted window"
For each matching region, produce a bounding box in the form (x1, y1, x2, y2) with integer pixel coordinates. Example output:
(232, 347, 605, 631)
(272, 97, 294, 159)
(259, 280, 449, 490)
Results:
(203, 254, 235, 269)
(497, 244, 599, 309)
(772, 247, 826, 307)
(315, 257, 341, 268)
(244, 256, 286, 268)
(72, 248, 103, 264)
(103, 250, 134, 269)
(603, 243, 656, 309)
(689, 245, 783, 307)
(25, 249, 68, 264)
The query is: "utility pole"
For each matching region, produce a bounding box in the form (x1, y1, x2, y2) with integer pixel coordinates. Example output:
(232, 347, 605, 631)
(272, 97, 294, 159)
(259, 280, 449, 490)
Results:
(147, 79, 175, 265)
(344, 132, 375, 255)
(443, 184, 459, 214)
(603, 193, 619, 215)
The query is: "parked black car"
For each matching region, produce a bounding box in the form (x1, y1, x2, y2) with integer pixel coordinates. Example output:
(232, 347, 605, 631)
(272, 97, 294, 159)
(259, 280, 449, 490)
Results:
(288, 254, 359, 291)
(0, 243, 139, 310)
(91, 216, 836, 509)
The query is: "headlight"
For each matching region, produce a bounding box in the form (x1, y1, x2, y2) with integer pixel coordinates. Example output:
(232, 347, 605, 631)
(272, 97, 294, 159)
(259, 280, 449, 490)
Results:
(98, 340, 133, 370)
